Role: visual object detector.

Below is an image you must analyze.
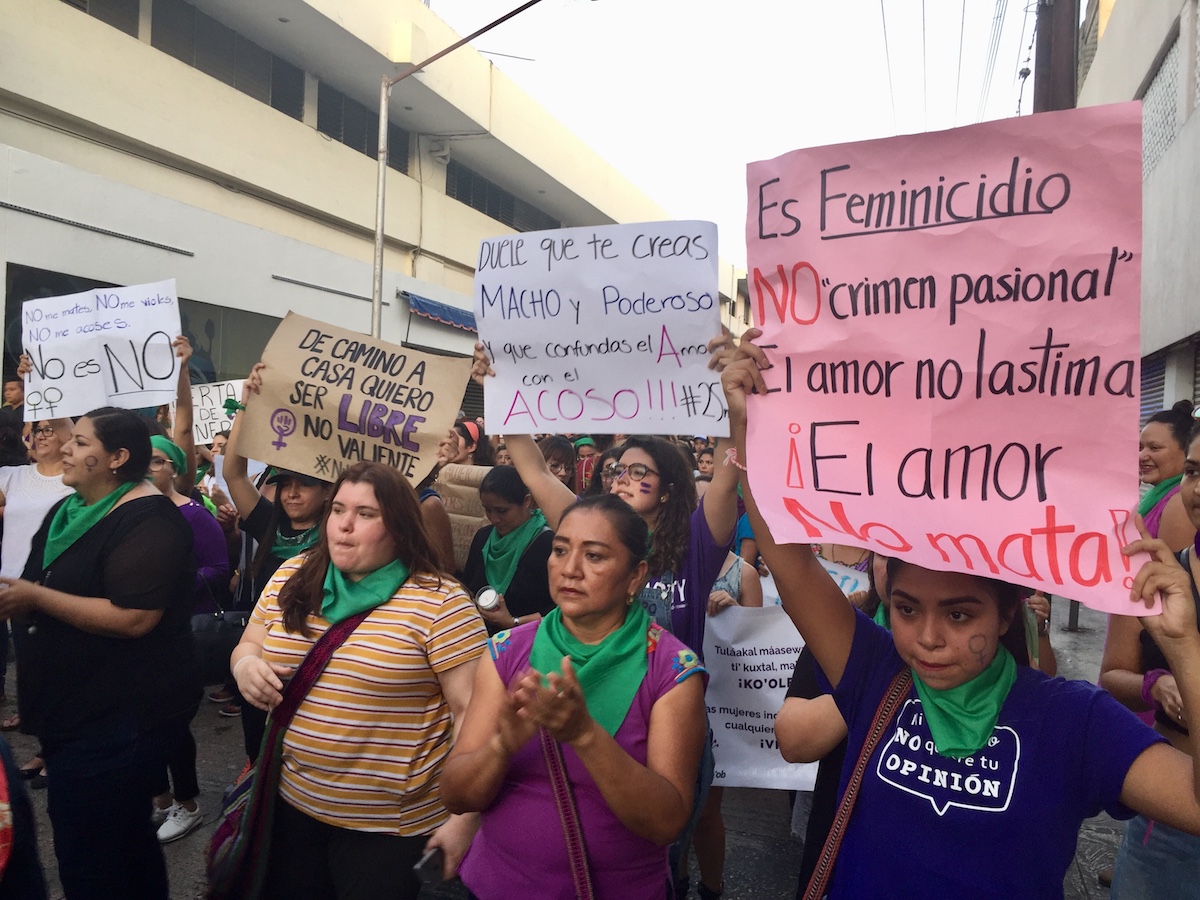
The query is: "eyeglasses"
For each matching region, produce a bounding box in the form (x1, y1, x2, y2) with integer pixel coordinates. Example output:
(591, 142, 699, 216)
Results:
(148, 457, 175, 471)
(32, 426, 56, 437)
(547, 460, 570, 475)
(603, 462, 658, 481)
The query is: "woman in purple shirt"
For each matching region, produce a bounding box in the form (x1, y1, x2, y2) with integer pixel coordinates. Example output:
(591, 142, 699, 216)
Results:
(443, 495, 708, 898)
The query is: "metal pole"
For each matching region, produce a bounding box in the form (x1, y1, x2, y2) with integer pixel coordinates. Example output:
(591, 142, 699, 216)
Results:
(369, 0, 551, 338)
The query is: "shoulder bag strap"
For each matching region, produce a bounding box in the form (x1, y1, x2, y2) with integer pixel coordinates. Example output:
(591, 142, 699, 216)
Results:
(540, 728, 595, 900)
(802, 667, 913, 900)
(270, 610, 373, 729)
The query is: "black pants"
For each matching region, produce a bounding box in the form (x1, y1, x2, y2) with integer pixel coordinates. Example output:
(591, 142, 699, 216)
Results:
(149, 706, 200, 803)
(264, 798, 428, 900)
(44, 722, 169, 900)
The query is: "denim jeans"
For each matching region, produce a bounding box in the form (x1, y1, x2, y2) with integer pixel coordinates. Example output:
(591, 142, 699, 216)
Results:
(44, 721, 169, 900)
(1111, 814, 1200, 900)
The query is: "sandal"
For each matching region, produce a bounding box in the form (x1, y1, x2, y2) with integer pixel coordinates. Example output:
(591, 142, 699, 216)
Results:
(0, 714, 19, 731)
(18, 758, 43, 780)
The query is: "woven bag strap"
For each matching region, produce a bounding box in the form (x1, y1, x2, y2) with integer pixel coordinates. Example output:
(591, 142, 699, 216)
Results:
(540, 729, 595, 900)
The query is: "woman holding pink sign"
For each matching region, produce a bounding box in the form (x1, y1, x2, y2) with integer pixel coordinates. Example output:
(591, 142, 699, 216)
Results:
(722, 330, 1200, 900)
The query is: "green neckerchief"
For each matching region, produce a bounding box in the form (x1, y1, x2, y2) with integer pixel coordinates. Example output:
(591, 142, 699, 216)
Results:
(482, 510, 547, 595)
(528, 603, 650, 737)
(200, 494, 218, 517)
(271, 523, 320, 559)
(321, 558, 410, 625)
(43, 481, 138, 569)
(872, 602, 890, 629)
(912, 644, 1016, 759)
(196, 461, 213, 482)
(1138, 474, 1183, 517)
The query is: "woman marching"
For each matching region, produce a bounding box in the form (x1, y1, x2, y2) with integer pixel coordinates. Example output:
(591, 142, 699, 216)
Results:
(442, 495, 708, 898)
(0, 408, 198, 899)
(722, 332, 1200, 900)
(230, 461, 486, 898)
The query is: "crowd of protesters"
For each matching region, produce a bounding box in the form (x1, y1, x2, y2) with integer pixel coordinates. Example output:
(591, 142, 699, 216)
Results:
(0, 330, 1193, 900)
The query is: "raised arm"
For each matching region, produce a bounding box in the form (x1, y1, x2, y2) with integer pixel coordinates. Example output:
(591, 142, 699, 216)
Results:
(222, 364, 265, 520)
(722, 330, 857, 686)
(776, 695, 848, 764)
(471, 343, 574, 529)
(170, 336, 198, 493)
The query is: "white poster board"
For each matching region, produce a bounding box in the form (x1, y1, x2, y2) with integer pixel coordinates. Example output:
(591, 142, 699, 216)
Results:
(473, 221, 728, 436)
(22, 279, 182, 420)
(173, 379, 243, 446)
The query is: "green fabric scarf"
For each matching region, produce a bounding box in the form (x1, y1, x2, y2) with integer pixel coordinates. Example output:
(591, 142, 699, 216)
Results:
(911, 644, 1016, 759)
(528, 603, 650, 737)
(872, 602, 890, 629)
(1137, 474, 1183, 517)
(321, 558, 409, 625)
(43, 481, 138, 569)
(482, 510, 547, 595)
(271, 524, 320, 560)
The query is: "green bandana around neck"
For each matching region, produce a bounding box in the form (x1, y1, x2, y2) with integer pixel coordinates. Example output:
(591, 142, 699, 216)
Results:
(43, 481, 138, 569)
(271, 524, 320, 560)
(321, 558, 409, 625)
(482, 510, 546, 595)
(1137, 474, 1183, 517)
(528, 603, 650, 737)
(911, 644, 1016, 759)
(872, 602, 890, 629)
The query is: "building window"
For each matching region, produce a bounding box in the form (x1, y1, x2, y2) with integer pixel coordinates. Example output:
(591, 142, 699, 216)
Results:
(150, 0, 304, 120)
(61, 0, 140, 36)
(317, 85, 410, 174)
(1141, 36, 1181, 179)
(446, 161, 559, 232)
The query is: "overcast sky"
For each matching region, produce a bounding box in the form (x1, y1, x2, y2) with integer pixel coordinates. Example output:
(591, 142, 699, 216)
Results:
(432, 0, 1039, 267)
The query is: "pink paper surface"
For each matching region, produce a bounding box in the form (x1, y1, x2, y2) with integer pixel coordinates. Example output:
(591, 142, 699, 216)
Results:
(744, 103, 1149, 615)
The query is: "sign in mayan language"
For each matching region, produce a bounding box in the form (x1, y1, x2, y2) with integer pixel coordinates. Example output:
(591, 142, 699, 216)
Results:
(704, 605, 815, 791)
(22, 279, 182, 420)
(237, 313, 469, 485)
(745, 102, 1146, 614)
(173, 379, 243, 446)
(474, 221, 728, 435)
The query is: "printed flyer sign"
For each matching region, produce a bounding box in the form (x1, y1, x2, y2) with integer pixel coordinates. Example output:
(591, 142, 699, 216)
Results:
(474, 221, 728, 435)
(704, 604, 815, 791)
(237, 313, 469, 485)
(744, 102, 1145, 614)
(22, 279, 182, 420)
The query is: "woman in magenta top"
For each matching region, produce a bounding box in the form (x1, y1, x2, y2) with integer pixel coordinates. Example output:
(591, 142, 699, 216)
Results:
(442, 496, 708, 899)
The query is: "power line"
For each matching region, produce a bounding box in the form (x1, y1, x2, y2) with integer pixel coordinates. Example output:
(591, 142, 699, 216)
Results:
(921, 0, 928, 130)
(879, 0, 898, 132)
(1016, 7, 1038, 115)
(977, 0, 1009, 121)
(953, 0, 967, 125)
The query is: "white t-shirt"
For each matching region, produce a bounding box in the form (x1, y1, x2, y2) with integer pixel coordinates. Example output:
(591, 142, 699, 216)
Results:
(0, 465, 74, 579)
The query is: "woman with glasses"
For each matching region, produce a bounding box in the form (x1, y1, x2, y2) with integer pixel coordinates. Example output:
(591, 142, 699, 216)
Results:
(585, 446, 624, 498)
(538, 435, 578, 494)
(145, 434, 230, 843)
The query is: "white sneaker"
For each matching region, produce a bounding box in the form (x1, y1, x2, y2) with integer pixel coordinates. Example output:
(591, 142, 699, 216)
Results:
(157, 803, 203, 843)
(151, 802, 175, 827)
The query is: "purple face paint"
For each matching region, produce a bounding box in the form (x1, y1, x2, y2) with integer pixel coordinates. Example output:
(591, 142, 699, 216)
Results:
(638, 483, 652, 494)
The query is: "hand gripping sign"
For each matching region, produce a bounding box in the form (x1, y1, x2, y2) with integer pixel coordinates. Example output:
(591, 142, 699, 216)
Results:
(744, 102, 1148, 615)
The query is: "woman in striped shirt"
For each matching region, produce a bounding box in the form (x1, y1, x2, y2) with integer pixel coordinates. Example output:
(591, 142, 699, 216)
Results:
(231, 461, 488, 900)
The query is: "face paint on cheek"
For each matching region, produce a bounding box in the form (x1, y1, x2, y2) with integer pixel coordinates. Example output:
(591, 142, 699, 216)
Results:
(968, 633, 987, 667)
(638, 483, 652, 494)
(84, 456, 98, 472)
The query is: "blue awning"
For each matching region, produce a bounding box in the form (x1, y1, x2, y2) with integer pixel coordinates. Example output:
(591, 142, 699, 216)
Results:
(405, 292, 476, 333)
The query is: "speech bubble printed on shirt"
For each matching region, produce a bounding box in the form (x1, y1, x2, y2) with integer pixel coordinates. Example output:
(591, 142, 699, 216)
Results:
(874, 699, 1021, 817)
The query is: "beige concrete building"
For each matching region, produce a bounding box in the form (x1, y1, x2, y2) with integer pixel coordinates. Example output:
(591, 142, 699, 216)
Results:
(0, 0, 744, 409)
(1078, 0, 1200, 416)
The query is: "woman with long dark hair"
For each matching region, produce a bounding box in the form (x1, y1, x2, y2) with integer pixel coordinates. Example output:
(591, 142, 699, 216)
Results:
(0, 408, 198, 899)
(230, 461, 486, 897)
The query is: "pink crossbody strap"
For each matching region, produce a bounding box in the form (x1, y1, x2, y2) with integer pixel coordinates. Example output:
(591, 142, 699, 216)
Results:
(802, 667, 912, 900)
(539, 728, 595, 900)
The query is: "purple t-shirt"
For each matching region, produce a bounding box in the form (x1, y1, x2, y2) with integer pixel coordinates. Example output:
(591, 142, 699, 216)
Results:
(823, 610, 1163, 900)
(178, 499, 231, 615)
(459, 620, 707, 900)
(636, 497, 728, 660)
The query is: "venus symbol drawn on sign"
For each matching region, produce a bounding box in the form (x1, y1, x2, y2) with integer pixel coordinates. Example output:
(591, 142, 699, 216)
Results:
(270, 408, 297, 449)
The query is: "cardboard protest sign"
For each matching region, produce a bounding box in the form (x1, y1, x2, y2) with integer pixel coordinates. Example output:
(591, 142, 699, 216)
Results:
(474, 221, 727, 435)
(22, 279, 182, 420)
(172, 380, 243, 446)
(745, 102, 1145, 614)
(704, 605, 815, 791)
(236, 313, 470, 485)
(436, 463, 492, 571)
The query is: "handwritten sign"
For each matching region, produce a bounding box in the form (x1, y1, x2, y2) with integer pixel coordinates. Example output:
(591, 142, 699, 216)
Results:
(236, 313, 469, 485)
(745, 103, 1145, 614)
(172, 380, 243, 446)
(704, 605, 815, 791)
(22, 279, 182, 420)
(474, 221, 727, 435)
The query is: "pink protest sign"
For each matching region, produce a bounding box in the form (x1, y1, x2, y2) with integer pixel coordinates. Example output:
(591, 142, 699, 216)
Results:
(744, 103, 1146, 614)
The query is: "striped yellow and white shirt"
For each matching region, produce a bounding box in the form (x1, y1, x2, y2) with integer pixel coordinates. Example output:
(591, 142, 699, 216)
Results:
(252, 556, 486, 835)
